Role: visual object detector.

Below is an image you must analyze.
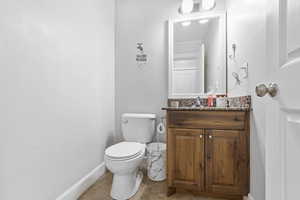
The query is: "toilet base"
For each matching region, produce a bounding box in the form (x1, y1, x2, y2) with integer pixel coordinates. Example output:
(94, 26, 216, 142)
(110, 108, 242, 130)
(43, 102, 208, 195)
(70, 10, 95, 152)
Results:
(111, 170, 143, 200)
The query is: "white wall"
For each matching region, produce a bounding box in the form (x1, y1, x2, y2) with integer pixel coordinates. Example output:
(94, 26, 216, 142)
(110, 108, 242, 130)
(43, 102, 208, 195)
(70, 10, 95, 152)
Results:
(227, 0, 267, 200)
(115, 0, 225, 141)
(115, 0, 178, 141)
(0, 0, 115, 199)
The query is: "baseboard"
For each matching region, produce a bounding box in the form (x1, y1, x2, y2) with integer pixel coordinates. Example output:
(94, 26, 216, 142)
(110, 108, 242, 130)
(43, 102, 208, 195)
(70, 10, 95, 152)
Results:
(247, 194, 255, 200)
(56, 162, 106, 200)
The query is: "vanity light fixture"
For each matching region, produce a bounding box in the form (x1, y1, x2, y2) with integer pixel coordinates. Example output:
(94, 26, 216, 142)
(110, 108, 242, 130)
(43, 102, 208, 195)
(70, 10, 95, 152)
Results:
(202, 0, 216, 10)
(181, 0, 194, 14)
(198, 19, 209, 24)
(181, 21, 192, 26)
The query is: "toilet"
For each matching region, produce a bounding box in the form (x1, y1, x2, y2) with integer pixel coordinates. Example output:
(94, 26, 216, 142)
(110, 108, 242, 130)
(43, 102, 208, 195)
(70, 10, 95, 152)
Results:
(105, 113, 156, 200)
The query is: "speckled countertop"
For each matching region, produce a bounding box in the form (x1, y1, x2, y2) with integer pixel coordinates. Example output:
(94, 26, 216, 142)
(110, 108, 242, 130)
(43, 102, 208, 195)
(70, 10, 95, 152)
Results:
(162, 107, 251, 111)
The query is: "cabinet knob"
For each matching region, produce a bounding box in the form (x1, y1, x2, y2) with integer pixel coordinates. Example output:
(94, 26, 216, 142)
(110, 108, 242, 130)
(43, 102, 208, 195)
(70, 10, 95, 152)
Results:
(209, 135, 213, 139)
(199, 135, 203, 139)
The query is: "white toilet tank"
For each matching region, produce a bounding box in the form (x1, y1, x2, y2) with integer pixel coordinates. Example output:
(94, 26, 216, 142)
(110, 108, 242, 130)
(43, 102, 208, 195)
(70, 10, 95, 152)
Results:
(121, 113, 156, 143)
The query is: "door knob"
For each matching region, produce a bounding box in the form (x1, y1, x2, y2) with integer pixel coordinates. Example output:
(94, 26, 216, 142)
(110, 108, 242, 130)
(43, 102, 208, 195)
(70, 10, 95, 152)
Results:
(256, 83, 279, 97)
(268, 83, 279, 97)
(255, 84, 268, 97)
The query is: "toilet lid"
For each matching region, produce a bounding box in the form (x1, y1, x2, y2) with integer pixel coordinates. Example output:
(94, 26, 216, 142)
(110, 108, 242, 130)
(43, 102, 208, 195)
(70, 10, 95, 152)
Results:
(105, 142, 145, 160)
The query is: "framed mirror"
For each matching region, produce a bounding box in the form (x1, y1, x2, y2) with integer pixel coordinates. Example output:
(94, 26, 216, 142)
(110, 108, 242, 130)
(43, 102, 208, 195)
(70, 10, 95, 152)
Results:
(168, 12, 227, 98)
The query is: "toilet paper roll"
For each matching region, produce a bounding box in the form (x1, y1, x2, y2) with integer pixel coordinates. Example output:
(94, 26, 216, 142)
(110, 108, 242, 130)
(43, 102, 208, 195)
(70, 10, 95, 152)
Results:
(156, 122, 165, 134)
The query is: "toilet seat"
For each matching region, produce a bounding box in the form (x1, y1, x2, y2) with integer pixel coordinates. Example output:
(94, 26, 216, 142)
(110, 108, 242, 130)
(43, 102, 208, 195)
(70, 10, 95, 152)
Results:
(105, 142, 145, 161)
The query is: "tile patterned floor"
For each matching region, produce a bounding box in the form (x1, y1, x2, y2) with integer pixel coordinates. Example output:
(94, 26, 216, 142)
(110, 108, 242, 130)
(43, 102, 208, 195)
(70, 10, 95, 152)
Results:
(79, 173, 225, 200)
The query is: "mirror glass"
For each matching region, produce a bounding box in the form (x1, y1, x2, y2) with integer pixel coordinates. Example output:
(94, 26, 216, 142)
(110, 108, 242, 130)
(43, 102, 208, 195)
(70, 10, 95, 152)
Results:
(169, 13, 227, 98)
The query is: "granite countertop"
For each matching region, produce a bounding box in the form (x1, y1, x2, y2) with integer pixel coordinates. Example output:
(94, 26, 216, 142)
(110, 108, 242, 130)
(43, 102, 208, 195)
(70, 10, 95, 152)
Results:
(162, 106, 251, 111)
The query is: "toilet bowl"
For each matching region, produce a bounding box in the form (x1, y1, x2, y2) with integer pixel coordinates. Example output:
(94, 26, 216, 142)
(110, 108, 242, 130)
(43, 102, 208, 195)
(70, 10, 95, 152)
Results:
(104, 113, 156, 200)
(105, 142, 146, 200)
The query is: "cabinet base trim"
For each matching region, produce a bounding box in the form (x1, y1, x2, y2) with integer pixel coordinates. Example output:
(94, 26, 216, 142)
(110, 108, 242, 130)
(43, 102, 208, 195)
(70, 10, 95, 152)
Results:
(169, 187, 245, 200)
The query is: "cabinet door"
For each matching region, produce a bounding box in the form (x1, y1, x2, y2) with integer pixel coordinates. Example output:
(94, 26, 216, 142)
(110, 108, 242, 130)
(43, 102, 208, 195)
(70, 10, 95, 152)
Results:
(205, 130, 249, 195)
(167, 128, 205, 191)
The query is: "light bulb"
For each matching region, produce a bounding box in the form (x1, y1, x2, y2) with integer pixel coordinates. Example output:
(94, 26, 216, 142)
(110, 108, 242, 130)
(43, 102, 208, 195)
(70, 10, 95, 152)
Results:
(202, 0, 216, 10)
(181, 21, 192, 26)
(181, 0, 194, 14)
(198, 19, 209, 24)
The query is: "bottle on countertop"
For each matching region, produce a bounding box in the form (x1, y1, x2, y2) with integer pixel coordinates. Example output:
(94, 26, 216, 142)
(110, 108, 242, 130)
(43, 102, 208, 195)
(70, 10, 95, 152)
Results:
(207, 95, 214, 107)
(216, 94, 227, 108)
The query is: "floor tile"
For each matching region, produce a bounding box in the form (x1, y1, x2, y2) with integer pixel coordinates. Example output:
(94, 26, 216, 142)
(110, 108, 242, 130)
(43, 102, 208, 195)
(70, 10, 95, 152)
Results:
(79, 173, 225, 200)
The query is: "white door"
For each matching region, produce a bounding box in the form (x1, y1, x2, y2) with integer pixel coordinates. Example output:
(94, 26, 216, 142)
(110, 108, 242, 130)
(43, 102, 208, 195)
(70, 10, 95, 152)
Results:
(263, 0, 300, 200)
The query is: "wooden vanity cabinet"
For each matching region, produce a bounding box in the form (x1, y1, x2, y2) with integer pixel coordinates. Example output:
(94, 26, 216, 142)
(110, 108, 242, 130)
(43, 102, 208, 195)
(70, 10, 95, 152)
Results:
(166, 110, 250, 200)
(168, 128, 205, 191)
